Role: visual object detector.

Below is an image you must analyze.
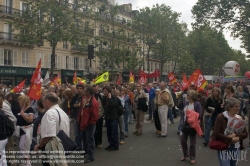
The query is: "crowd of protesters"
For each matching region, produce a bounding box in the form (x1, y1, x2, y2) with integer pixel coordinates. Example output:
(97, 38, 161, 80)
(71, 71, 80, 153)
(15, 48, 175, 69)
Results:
(0, 80, 249, 166)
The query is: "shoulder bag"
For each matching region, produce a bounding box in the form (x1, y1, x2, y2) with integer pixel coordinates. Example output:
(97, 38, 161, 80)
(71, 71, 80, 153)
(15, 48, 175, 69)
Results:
(55, 109, 77, 155)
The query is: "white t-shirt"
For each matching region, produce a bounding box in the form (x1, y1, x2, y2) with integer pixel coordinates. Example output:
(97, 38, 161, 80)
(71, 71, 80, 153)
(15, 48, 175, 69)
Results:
(41, 104, 70, 139)
(184, 103, 194, 122)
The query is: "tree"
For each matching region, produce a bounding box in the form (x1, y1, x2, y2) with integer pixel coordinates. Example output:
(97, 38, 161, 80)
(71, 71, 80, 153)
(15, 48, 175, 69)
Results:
(132, 6, 158, 73)
(192, 0, 250, 54)
(13, 0, 95, 78)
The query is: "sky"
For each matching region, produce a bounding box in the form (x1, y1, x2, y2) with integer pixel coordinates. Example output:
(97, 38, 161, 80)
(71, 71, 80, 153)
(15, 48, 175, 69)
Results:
(115, 0, 246, 54)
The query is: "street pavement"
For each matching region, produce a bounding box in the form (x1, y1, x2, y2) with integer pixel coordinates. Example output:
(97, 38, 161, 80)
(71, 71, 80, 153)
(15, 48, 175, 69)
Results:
(29, 114, 250, 166)
(70, 115, 250, 166)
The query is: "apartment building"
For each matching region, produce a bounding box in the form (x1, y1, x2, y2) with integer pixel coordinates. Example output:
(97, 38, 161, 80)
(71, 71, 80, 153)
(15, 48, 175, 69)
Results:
(0, 0, 174, 85)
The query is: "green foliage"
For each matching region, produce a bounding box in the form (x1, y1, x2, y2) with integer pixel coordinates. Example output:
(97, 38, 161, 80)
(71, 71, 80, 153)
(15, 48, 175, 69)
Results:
(13, 0, 96, 77)
(192, 0, 250, 54)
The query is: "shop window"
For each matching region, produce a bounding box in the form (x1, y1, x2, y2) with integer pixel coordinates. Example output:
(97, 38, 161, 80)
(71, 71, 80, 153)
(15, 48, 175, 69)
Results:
(22, 52, 29, 67)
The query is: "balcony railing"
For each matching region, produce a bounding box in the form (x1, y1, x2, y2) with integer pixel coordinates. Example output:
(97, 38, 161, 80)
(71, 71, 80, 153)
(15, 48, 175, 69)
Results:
(0, 5, 21, 16)
(71, 45, 88, 52)
(0, 32, 19, 42)
(99, 30, 136, 44)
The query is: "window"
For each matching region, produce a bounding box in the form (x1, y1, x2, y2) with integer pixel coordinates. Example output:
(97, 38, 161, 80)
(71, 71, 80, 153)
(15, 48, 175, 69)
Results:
(69, 56, 74, 69)
(5, 0, 12, 14)
(22, 52, 29, 67)
(63, 41, 68, 49)
(66, 56, 69, 69)
(56, 55, 61, 68)
(155, 63, 157, 70)
(3, 23, 12, 40)
(79, 57, 84, 70)
(36, 53, 44, 67)
(4, 50, 12, 66)
(74, 57, 78, 69)
(151, 62, 153, 71)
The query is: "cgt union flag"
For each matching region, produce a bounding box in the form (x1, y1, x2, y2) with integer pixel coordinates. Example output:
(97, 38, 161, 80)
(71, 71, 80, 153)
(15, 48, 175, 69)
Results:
(188, 69, 208, 89)
(181, 73, 188, 90)
(168, 72, 177, 84)
(28, 59, 43, 100)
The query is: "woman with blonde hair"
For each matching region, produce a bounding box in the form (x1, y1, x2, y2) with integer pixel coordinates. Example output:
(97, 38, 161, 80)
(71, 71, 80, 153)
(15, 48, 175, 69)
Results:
(16, 95, 34, 166)
(180, 90, 202, 164)
(203, 87, 223, 146)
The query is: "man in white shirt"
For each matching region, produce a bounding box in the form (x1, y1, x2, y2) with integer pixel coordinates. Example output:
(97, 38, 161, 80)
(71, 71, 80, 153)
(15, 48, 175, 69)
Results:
(34, 92, 69, 151)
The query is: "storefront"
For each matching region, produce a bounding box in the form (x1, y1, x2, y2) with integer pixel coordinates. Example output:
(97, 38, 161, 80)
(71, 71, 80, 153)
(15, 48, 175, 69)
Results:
(0, 66, 48, 86)
(61, 69, 84, 84)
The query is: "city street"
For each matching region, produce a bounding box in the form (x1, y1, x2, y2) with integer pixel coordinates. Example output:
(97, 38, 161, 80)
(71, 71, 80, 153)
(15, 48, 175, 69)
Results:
(70, 115, 250, 166)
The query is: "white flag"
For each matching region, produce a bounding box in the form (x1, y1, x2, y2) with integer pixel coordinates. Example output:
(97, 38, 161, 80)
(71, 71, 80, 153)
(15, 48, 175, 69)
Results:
(42, 71, 50, 86)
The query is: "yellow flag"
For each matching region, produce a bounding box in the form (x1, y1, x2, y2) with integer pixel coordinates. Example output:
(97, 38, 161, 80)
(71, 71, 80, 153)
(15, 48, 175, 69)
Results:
(77, 77, 86, 84)
(94, 72, 109, 84)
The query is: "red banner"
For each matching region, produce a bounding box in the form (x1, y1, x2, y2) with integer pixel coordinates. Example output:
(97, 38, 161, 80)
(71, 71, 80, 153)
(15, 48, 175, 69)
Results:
(141, 69, 161, 78)
(188, 69, 201, 85)
(181, 73, 188, 90)
(168, 72, 177, 84)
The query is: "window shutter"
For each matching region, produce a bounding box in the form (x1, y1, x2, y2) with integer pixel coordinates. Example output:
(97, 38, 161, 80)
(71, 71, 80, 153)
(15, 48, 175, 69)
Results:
(20, 2, 23, 11)
(70, 56, 74, 69)
(13, 50, 18, 66)
(41, 53, 44, 67)
(36, 53, 40, 66)
(62, 56, 66, 69)
(47, 54, 51, 68)
(79, 57, 84, 70)
(26, 52, 29, 67)
(0, 48, 4, 65)
(57, 55, 61, 68)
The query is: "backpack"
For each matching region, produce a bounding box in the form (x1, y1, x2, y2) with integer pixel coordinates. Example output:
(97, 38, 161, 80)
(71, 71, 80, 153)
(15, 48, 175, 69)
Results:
(117, 97, 125, 116)
(177, 92, 184, 110)
(0, 110, 15, 137)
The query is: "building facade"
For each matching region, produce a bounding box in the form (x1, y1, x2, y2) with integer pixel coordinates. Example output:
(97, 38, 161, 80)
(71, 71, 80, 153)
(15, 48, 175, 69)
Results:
(0, 0, 175, 85)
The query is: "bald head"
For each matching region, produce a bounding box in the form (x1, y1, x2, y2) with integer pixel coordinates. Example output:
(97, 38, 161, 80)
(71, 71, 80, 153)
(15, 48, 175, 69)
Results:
(44, 92, 58, 104)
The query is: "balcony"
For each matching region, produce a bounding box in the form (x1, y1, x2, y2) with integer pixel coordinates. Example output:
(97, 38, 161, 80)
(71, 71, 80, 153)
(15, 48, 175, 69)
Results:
(71, 45, 88, 54)
(0, 32, 19, 43)
(149, 54, 161, 61)
(0, 5, 21, 18)
(99, 30, 136, 44)
(84, 28, 94, 36)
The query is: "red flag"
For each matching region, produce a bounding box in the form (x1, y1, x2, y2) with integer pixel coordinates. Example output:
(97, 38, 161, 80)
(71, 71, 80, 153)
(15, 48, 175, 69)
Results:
(11, 79, 26, 93)
(73, 70, 77, 85)
(188, 69, 201, 86)
(168, 72, 177, 84)
(116, 74, 121, 85)
(28, 59, 42, 100)
(195, 70, 208, 89)
(139, 70, 147, 84)
(181, 73, 188, 90)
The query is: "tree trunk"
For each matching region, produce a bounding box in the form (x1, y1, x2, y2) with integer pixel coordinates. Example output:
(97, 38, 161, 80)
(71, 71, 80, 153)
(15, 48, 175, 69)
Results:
(50, 45, 56, 80)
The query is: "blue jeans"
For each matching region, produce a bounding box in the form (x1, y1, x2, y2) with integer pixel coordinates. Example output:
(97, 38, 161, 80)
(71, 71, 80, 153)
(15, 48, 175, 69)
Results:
(204, 115, 212, 144)
(128, 105, 133, 123)
(148, 99, 155, 119)
(124, 106, 130, 134)
(74, 120, 82, 150)
(106, 120, 119, 148)
(217, 145, 239, 166)
(178, 109, 184, 132)
(168, 109, 173, 122)
(82, 124, 96, 160)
